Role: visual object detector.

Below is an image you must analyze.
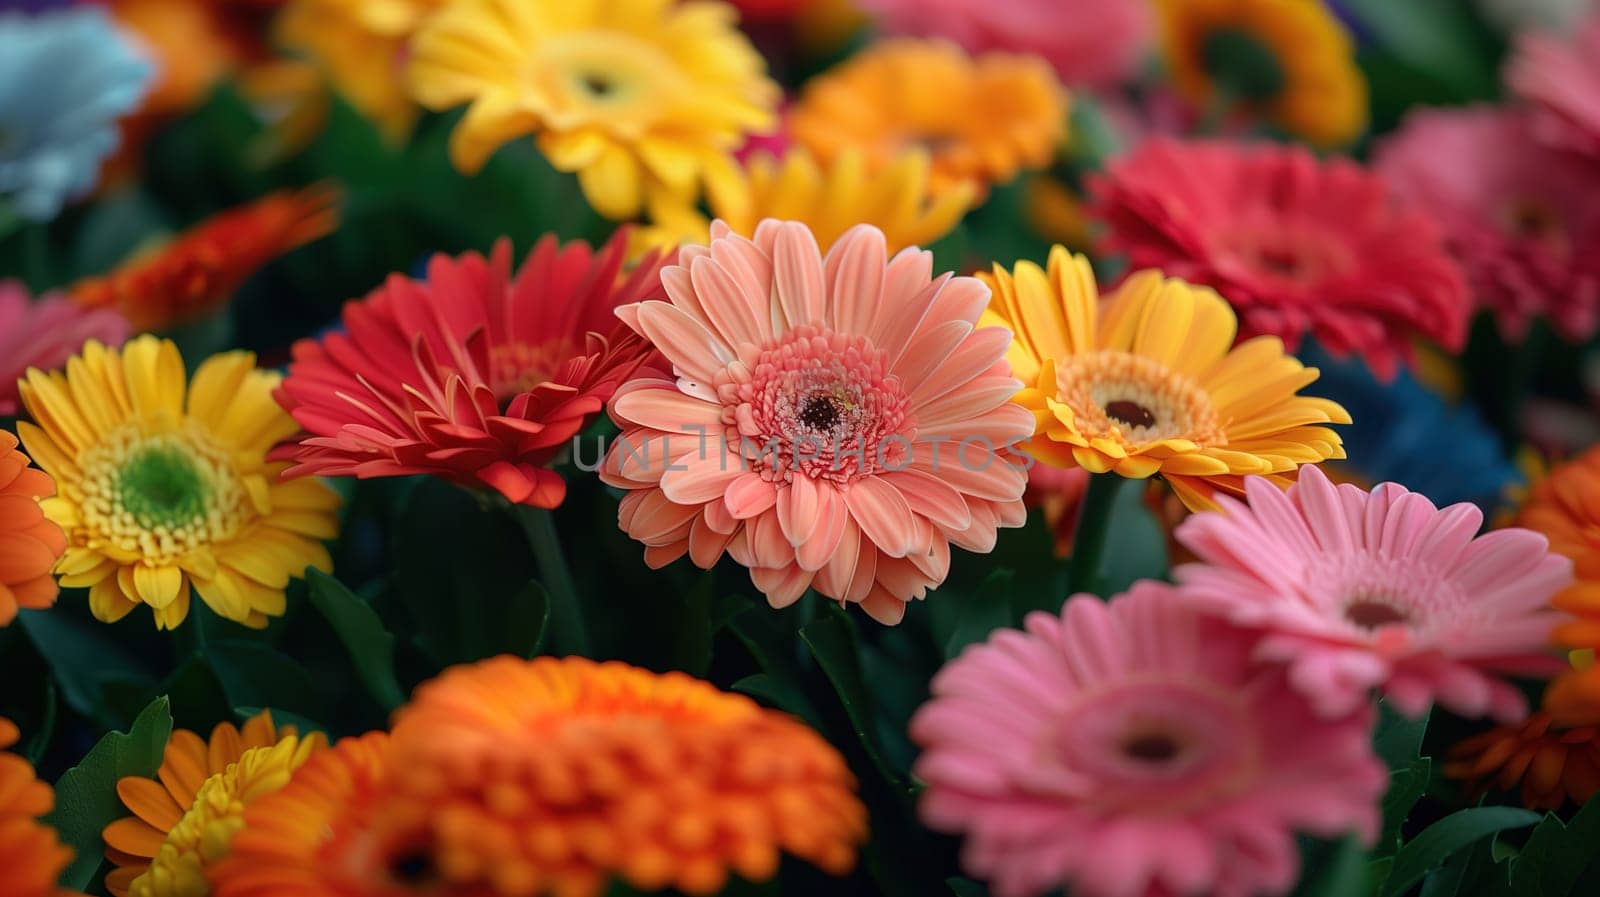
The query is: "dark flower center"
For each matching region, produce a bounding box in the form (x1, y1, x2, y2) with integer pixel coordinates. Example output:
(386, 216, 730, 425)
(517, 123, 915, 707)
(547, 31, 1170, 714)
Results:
(1200, 27, 1288, 102)
(1105, 399, 1157, 429)
(1344, 599, 1409, 630)
(581, 72, 615, 97)
(800, 395, 842, 430)
(1121, 731, 1184, 765)
(387, 849, 437, 886)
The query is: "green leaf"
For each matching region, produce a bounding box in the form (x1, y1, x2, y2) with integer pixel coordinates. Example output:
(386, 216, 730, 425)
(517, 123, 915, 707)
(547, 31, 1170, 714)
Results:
(1341, 0, 1499, 101)
(1380, 756, 1432, 855)
(948, 878, 989, 897)
(1382, 807, 1543, 897)
(305, 569, 407, 711)
(46, 697, 174, 890)
(207, 639, 324, 721)
(800, 610, 907, 790)
(1292, 836, 1372, 897)
(944, 569, 1015, 658)
(1508, 796, 1600, 896)
(20, 609, 155, 726)
(1375, 703, 1430, 770)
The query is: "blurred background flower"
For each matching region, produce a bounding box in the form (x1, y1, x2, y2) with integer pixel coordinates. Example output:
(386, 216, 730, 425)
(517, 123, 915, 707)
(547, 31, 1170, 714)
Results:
(0, 280, 130, 416)
(0, 7, 152, 220)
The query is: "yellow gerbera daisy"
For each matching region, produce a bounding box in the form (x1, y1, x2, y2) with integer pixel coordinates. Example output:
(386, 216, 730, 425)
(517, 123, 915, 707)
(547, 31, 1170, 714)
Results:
(787, 38, 1067, 199)
(103, 711, 326, 897)
(633, 147, 976, 257)
(275, 0, 447, 143)
(981, 246, 1350, 511)
(1156, 0, 1367, 146)
(407, 0, 779, 220)
(16, 336, 340, 630)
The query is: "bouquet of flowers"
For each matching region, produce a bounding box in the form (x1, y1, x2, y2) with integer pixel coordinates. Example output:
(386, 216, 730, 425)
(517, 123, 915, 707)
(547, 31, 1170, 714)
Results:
(3, 1, 1600, 896)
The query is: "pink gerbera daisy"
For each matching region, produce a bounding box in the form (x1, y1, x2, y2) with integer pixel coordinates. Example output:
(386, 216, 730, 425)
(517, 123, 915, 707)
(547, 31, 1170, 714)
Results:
(600, 220, 1032, 624)
(275, 232, 667, 508)
(910, 584, 1385, 897)
(1507, 14, 1600, 160)
(858, 0, 1152, 88)
(1375, 106, 1600, 341)
(1090, 139, 1469, 378)
(1175, 465, 1573, 723)
(0, 280, 129, 415)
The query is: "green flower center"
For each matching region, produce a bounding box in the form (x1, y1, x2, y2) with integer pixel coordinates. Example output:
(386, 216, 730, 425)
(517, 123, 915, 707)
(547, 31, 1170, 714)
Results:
(118, 445, 210, 530)
(1200, 27, 1287, 103)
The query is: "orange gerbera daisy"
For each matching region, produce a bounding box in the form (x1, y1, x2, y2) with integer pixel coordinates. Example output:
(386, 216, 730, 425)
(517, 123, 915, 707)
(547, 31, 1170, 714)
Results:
(0, 432, 65, 626)
(103, 711, 325, 897)
(215, 657, 866, 897)
(1446, 710, 1600, 810)
(1515, 445, 1600, 726)
(71, 186, 339, 332)
(1, 718, 79, 897)
(788, 38, 1067, 198)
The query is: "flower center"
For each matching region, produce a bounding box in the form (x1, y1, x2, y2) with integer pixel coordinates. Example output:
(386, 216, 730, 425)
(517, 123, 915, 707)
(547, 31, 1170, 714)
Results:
(78, 426, 252, 564)
(722, 325, 914, 486)
(1054, 351, 1224, 447)
(534, 30, 678, 117)
(1504, 197, 1563, 241)
(1119, 730, 1186, 765)
(488, 340, 569, 402)
(1199, 27, 1287, 102)
(1344, 599, 1409, 630)
(1308, 554, 1473, 642)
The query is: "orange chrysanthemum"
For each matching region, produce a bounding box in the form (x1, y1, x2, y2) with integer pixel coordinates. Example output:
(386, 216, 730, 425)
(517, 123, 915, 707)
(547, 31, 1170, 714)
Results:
(0, 718, 79, 897)
(214, 658, 867, 897)
(788, 38, 1066, 198)
(1446, 711, 1600, 810)
(71, 186, 339, 331)
(1515, 444, 1600, 725)
(0, 432, 64, 626)
(104, 711, 325, 897)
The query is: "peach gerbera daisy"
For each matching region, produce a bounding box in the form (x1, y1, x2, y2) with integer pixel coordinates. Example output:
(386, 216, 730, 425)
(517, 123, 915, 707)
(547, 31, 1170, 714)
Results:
(214, 657, 867, 897)
(103, 711, 326, 897)
(981, 245, 1349, 511)
(787, 38, 1066, 199)
(17, 336, 341, 629)
(1, 432, 65, 626)
(601, 220, 1033, 624)
(1, 718, 80, 897)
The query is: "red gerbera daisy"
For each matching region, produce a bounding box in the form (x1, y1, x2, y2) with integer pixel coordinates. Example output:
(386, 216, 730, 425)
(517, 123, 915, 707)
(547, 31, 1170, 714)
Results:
(1090, 139, 1469, 379)
(71, 185, 339, 331)
(275, 231, 666, 509)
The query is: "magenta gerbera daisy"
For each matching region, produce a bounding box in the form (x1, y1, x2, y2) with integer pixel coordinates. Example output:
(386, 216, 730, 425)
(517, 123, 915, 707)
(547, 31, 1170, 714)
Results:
(1175, 465, 1573, 723)
(1507, 14, 1600, 161)
(0, 280, 129, 415)
(910, 583, 1385, 897)
(1090, 138, 1469, 378)
(1374, 106, 1600, 342)
(601, 220, 1032, 625)
(275, 232, 667, 508)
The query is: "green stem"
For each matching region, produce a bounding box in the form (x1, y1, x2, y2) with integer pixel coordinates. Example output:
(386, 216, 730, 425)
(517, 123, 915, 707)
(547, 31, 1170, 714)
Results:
(514, 505, 590, 656)
(1067, 473, 1129, 597)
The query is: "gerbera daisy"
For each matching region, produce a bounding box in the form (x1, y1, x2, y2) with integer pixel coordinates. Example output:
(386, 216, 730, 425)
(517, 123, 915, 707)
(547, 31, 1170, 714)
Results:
(635, 148, 976, 261)
(103, 711, 325, 897)
(407, 0, 778, 220)
(980, 245, 1349, 512)
(17, 335, 340, 630)
(601, 220, 1032, 624)
(71, 186, 340, 332)
(1175, 465, 1572, 722)
(787, 38, 1066, 199)
(1089, 139, 1470, 378)
(276, 232, 665, 509)
(858, 0, 1152, 88)
(0, 432, 64, 626)
(910, 584, 1385, 897)
(1, 280, 130, 416)
(1515, 445, 1600, 723)
(0, 7, 152, 220)
(1507, 13, 1600, 160)
(1374, 106, 1600, 341)
(1446, 711, 1600, 810)
(215, 657, 866, 897)
(1154, 0, 1367, 146)
(1, 718, 79, 897)
(273, 0, 445, 143)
